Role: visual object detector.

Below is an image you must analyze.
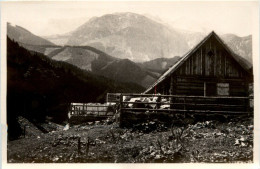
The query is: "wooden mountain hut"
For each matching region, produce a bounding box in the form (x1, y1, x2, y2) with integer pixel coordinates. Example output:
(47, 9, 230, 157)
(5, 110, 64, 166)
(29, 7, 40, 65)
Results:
(142, 31, 253, 114)
(144, 31, 253, 97)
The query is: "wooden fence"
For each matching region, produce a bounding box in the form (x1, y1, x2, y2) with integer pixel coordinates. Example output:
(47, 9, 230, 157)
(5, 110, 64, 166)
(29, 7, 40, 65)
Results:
(68, 103, 115, 124)
(118, 93, 253, 127)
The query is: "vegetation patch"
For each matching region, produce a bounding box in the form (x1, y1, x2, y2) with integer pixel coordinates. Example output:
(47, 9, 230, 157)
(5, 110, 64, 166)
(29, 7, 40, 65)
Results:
(8, 117, 253, 163)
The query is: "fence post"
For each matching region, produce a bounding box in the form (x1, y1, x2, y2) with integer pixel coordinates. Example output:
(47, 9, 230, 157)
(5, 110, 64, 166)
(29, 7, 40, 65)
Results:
(247, 97, 251, 117)
(119, 94, 123, 128)
(169, 95, 173, 114)
(183, 97, 186, 111)
(183, 97, 186, 118)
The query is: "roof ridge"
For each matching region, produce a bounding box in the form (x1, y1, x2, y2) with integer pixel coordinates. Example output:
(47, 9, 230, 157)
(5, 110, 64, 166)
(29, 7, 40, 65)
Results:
(144, 31, 214, 93)
(144, 31, 252, 94)
(212, 33, 252, 71)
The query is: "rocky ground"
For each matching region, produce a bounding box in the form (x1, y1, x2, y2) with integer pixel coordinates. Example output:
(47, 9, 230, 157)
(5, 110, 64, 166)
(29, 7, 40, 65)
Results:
(7, 117, 253, 163)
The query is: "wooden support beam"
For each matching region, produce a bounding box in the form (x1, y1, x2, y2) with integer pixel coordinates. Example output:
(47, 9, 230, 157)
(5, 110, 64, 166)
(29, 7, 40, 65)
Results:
(118, 93, 252, 99)
(121, 108, 251, 114)
(204, 82, 206, 97)
(119, 93, 123, 127)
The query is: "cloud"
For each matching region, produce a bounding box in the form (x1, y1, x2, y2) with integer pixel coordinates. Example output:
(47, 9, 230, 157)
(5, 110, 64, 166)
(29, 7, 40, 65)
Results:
(2, 1, 256, 36)
(41, 17, 90, 36)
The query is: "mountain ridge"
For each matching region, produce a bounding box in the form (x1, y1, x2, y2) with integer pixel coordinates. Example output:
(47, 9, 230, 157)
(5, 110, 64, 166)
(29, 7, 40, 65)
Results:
(43, 12, 252, 63)
(62, 12, 190, 62)
(15, 42, 170, 88)
(7, 23, 55, 46)
(8, 20, 252, 87)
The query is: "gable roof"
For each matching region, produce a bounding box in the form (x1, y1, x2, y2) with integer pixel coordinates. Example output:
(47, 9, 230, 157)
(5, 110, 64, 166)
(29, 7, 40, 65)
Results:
(144, 31, 252, 94)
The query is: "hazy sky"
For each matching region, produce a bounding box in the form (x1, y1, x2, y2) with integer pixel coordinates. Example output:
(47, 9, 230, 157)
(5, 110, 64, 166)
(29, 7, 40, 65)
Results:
(1, 1, 258, 36)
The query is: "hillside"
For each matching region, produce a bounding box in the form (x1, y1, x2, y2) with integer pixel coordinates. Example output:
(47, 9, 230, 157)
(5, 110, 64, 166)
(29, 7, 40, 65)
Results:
(42, 33, 71, 46)
(7, 22, 181, 88)
(139, 56, 181, 74)
(7, 37, 144, 140)
(48, 46, 161, 88)
(8, 117, 253, 163)
(7, 23, 55, 46)
(15, 43, 160, 88)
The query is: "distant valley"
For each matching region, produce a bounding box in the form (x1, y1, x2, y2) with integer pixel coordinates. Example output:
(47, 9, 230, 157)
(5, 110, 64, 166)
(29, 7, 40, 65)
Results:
(18, 43, 180, 88)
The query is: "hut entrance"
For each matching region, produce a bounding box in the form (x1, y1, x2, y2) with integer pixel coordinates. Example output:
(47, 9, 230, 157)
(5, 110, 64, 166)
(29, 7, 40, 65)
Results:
(205, 82, 216, 96)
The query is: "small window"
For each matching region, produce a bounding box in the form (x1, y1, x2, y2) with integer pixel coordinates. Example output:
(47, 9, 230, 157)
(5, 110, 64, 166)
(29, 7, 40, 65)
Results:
(207, 50, 214, 57)
(217, 83, 229, 96)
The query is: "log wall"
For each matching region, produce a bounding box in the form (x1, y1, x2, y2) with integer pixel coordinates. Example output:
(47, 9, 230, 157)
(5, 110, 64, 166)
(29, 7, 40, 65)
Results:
(155, 36, 252, 97)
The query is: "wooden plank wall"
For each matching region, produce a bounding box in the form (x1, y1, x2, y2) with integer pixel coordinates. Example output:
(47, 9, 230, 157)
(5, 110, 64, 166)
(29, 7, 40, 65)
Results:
(229, 82, 248, 96)
(175, 36, 246, 78)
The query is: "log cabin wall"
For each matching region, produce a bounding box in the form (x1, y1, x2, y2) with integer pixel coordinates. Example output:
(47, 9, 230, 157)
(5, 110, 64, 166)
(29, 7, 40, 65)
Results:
(155, 35, 252, 97)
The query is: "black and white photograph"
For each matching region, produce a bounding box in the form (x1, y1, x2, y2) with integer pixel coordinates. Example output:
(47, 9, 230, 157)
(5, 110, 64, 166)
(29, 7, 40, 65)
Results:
(0, 0, 259, 167)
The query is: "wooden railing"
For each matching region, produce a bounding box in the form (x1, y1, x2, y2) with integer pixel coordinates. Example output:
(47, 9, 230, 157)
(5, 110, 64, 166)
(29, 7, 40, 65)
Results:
(118, 93, 253, 126)
(69, 103, 114, 117)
